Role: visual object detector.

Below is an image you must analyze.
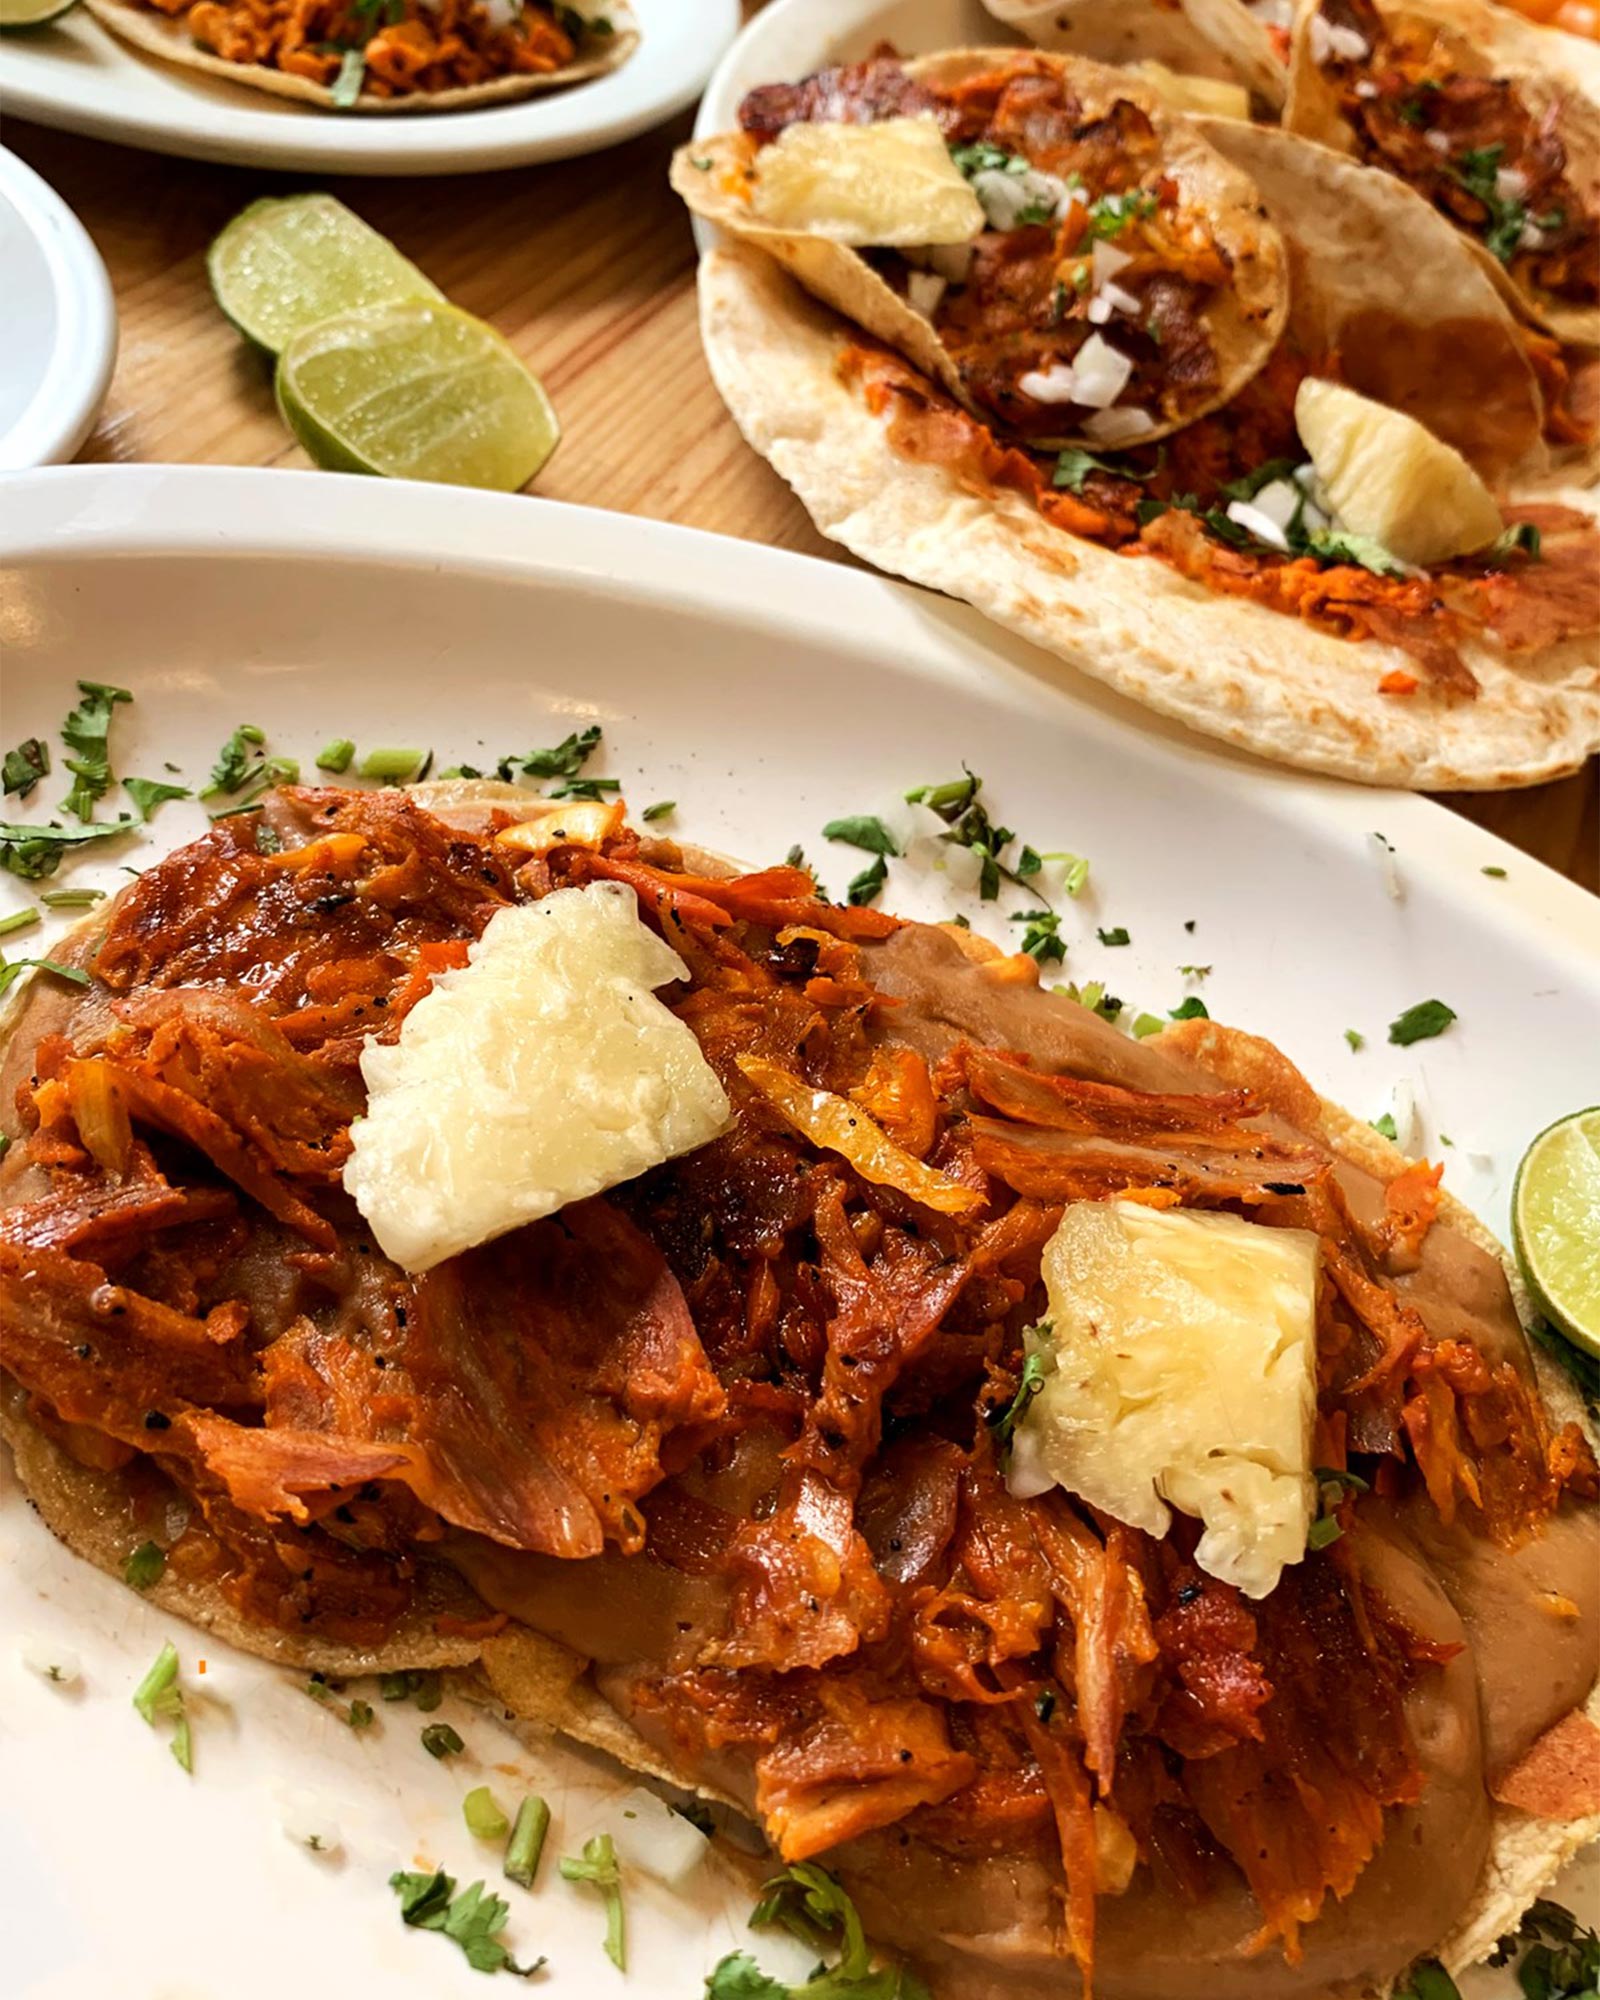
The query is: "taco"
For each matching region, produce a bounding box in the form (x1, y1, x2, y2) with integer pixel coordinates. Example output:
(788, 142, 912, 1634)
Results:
(1283, 0, 1600, 344)
(980, 0, 1289, 112)
(2, 782, 1596, 1998)
(80, 0, 636, 114)
(672, 49, 1291, 450)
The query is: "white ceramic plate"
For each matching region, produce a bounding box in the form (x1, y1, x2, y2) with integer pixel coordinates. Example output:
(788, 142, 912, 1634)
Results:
(1, 466, 1596, 1999)
(0, 146, 115, 469)
(0, 0, 737, 175)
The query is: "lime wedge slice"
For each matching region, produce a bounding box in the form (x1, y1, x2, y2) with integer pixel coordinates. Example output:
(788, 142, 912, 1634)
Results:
(276, 299, 560, 492)
(0, 0, 78, 28)
(207, 194, 441, 355)
(1512, 1107, 1600, 1358)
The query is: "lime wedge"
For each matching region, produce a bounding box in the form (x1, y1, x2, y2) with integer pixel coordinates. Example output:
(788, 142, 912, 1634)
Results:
(1512, 1107, 1600, 1358)
(276, 299, 560, 492)
(207, 194, 441, 355)
(0, 0, 78, 27)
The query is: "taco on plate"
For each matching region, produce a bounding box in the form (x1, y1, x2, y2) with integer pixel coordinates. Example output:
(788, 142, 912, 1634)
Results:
(673, 49, 1291, 450)
(1, 783, 1596, 1998)
(81, 0, 635, 113)
(673, 48, 1600, 789)
(1284, 0, 1600, 343)
(979, 0, 1289, 113)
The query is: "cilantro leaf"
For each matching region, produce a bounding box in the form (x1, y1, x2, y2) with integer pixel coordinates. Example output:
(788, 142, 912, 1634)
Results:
(1169, 996, 1209, 1021)
(1388, 998, 1456, 1046)
(721, 1862, 932, 2000)
(548, 776, 620, 801)
(3, 738, 49, 801)
(203, 724, 266, 798)
(1344, 1029, 1365, 1051)
(1490, 521, 1541, 561)
(0, 814, 136, 882)
(706, 1953, 793, 2000)
(950, 141, 1030, 177)
(1304, 528, 1410, 576)
(1371, 1112, 1399, 1141)
(131, 1640, 192, 1773)
(560, 1832, 625, 1970)
(60, 682, 132, 821)
(502, 724, 602, 781)
(823, 815, 900, 857)
(987, 1342, 1050, 1453)
(0, 956, 93, 998)
(1096, 926, 1130, 947)
(390, 1866, 541, 1977)
(1219, 457, 1300, 504)
(124, 777, 191, 821)
(1052, 448, 1128, 494)
(1011, 908, 1064, 965)
(847, 854, 889, 906)
(123, 1541, 166, 1590)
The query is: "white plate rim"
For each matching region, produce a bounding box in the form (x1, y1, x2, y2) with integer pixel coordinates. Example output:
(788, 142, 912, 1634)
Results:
(2, 461, 1596, 970)
(0, 145, 116, 469)
(0, 0, 738, 174)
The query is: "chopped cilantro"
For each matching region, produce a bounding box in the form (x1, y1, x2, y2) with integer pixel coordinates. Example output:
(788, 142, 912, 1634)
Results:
(548, 775, 620, 801)
(1080, 189, 1157, 241)
(203, 723, 267, 798)
(1219, 457, 1301, 504)
(501, 724, 601, 782)
(950, 140, 1030, 177)
(1096, 926, 1130, 947)
(708, 1861, 930, 2000)
(1371, 1112, 1399, 1141)
(987, 1341, 1049, 1451)
(60, 682, 132, 821)
(1393, 1963, 1460, 2000)
(123, 1541, 166, 1590)
(1305, 527, 1411, 576)
(389, 1867, 542, 1977)
(124, 777, 190, 821)
(847, 854, 889, 906)
(822, 815, 899, 857)
(1388, 998, 1456, 1046)
(2, 738, 49, 801)
(1012, 909, 1065, 965)
(1058, 979, 1123, 1023)
(1344, 1028, 1365, 1052)
(1052, 447, 1136, 494)
(641, 800, 676, 823)
(1447, 143, 1528, 264)
(1177, 964, 1211, 980)
(1168, 996, 1209, 1020)
(1042, 851, 1089, 897)
(560, 1832, 625, 1971)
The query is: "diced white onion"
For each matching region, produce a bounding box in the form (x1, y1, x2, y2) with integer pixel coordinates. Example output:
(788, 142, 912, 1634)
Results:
(279, 1790, 343, 1856)
(924, 240, 975, 284)
(1018, 362, 1083, 405)
(1495, 166, 1528, 202)
(1101, 280, 1141, 317)
(1309, 14, 1369, 62)
(1086, 294, 1113, 325)
(883, 798, 949, 864)
(1248, 479, 1305, 535)
(1354, 79, 1378, 98)
(905, 270, 948, 319)
(1250, 0, 1293, 23)
(939, 843, 985, 893)
(1225, 499, 1291, 551)
(1425, 129, 1452, 153)
(1091, 239, 1133, 285)
(1082, 406, 1156, 444)
(1466, 1150, 1494, 1172)
(970, 167, 1069, 233)
(1370, 831, 1403, 903)
(612, 1786, 709, 1890)
(19, 1639, 81, 1686)
(1067, 334, 1134, 410)
(1520, 217, 1552, 250)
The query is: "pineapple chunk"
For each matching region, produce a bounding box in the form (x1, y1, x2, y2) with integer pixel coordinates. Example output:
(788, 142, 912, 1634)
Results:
(1127, 61, 1251, 122)
(1295, 377, 1503, 568)
(1010, 1200, 1320, 1598)
(751, 116, 985, 247)
(343, 884, 730, 1272)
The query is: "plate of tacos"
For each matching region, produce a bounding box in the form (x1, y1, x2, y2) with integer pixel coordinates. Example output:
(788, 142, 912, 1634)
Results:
(0, 0, 734, 174)
(681, 0, 1600, 792)
(1, 464, 1597, 2000)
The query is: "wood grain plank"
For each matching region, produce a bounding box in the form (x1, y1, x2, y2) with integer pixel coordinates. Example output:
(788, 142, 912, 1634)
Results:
(4, 106, 1594, 886)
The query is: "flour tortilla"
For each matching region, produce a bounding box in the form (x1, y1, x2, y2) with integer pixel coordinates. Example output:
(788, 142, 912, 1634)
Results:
(672, 48, 1290, 451)
(694, 241, 1600, 790)
(982, 0, 1287, 111)
(1, 816, 1593, 1991)
(1194, 117, 1549, 484)
(1284, 0, 1600, 345)
(81, 0, 636, 113)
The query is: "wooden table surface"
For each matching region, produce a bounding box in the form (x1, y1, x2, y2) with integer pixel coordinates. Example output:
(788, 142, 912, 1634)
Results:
(5, 100, 1595, 891)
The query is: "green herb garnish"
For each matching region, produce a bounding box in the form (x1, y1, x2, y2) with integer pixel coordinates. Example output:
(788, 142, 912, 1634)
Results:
(1096, 926, 1130, 947)
(505, 1795, 551, 1888)
(60, 682, 132, 821)
(1344, 1028, 1365, 1052)
(823, 815, 899, 857)
(847, 854, 889, 906)
(2, 739, 49, 801)
(203, 723, 267, 797)
(561, 1832, 625, 1970)
(641, 800, 676, 822)
(0, 956, 92, 998)
(464, 1786, 510, 1841)
(124, 777, 190, 821)
(123, 1541, 166, 1590)
(1011, 909, 1064, 965)
(1372, 1112, 1399, 1141)
(1388, 998, 1456, 1046)
(359, 747, 428, 785)
(389, 1867, 542, 1977)
(421, 1721, 465, 1759)
(501, 724, 602, 782)
(1169, 996, 1209, 1021)
(316, 738, 356, 774)
(132, 1640, 192, 1773)
(987, 1341, 1049, 1453)
(706, 1861, 930, 2000)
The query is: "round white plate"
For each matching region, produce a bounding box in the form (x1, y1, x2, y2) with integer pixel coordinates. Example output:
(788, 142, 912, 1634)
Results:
(0, 145, 115, 469)
(0, 0, 738, 175)
(1, 466, 1596, 1999)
